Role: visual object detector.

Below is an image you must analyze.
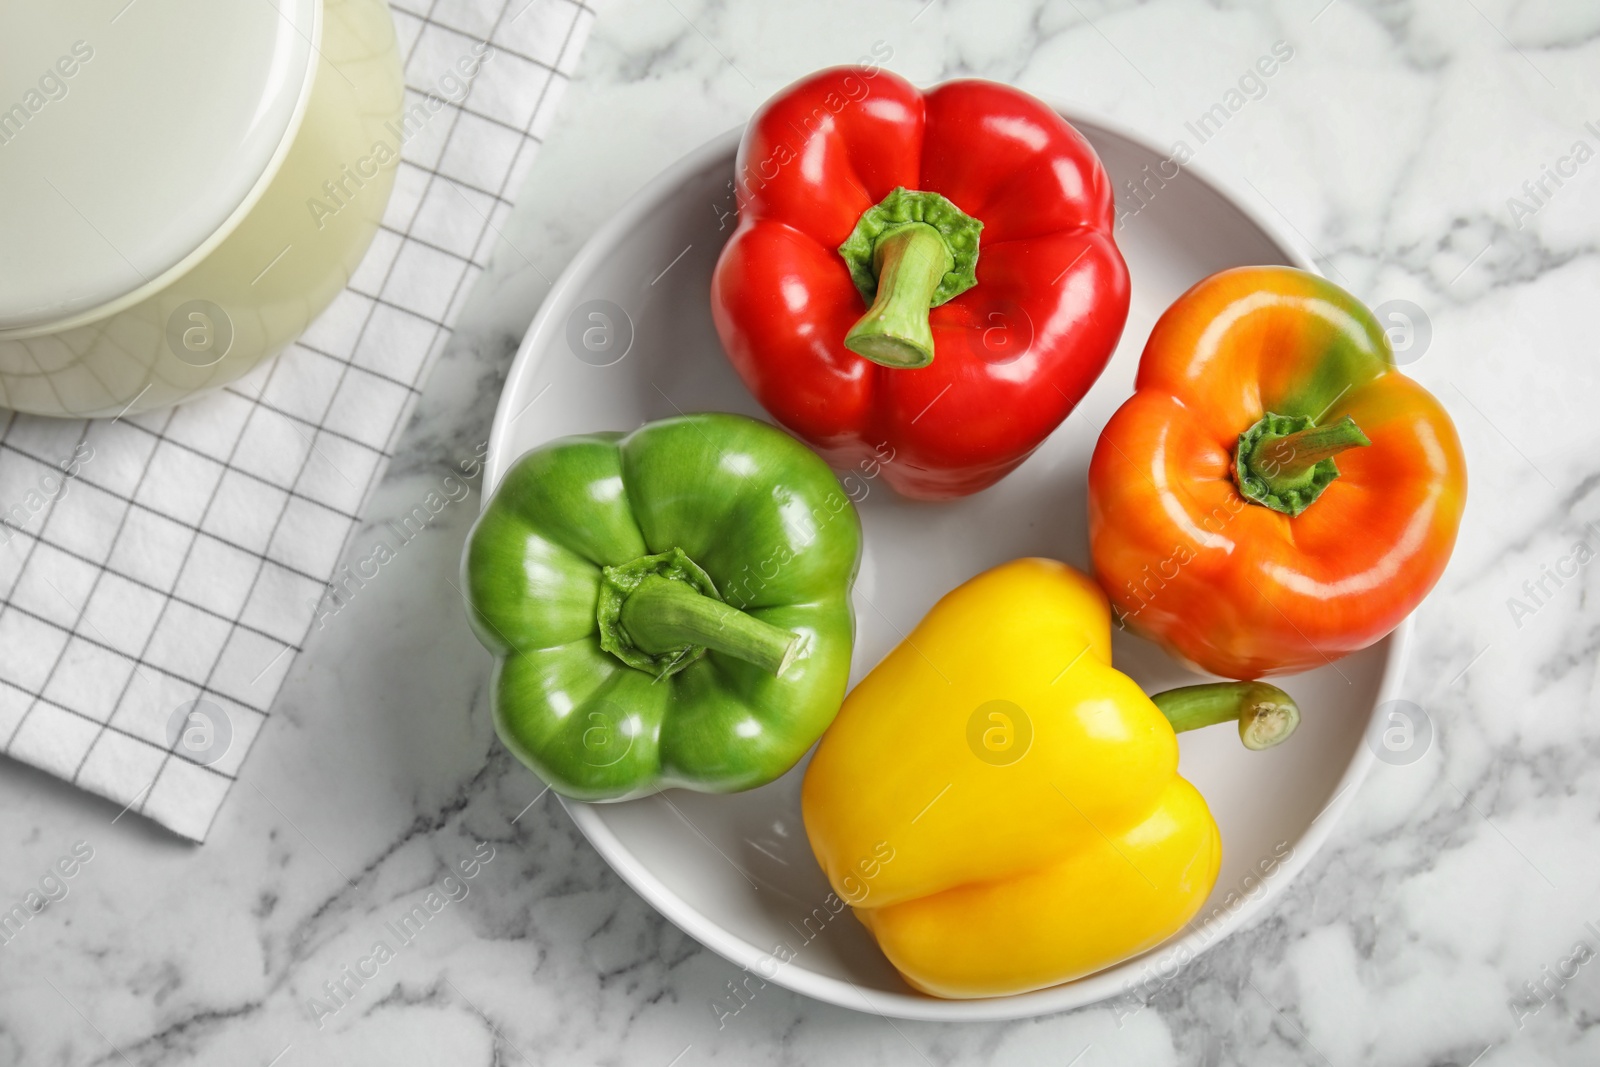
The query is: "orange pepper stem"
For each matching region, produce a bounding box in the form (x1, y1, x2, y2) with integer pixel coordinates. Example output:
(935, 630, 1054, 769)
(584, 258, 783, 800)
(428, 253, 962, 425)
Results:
(843, 224, 952, 369)
(1150, 681, 1301, 751)
(1235, 412, 1371, 517)
(1257, 416, 1371, 479)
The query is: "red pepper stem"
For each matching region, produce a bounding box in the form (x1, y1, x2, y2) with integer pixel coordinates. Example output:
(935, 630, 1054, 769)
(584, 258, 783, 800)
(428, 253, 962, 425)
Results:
(843, 223, 953, 369)
(1254, 416, 1371, 484)
(619, 574, 800, 676)
(1149, 681, 1300, 751)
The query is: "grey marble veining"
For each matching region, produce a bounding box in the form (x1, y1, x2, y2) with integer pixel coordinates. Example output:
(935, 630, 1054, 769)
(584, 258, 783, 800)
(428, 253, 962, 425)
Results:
(3, 1, 1599, 1064)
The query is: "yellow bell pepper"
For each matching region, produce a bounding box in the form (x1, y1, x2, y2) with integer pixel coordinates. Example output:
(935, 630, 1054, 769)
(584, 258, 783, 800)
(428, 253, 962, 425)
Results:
(801, 558, 1299, 999)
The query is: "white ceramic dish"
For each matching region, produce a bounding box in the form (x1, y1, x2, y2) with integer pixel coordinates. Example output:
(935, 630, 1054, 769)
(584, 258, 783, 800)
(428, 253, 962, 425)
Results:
(0, 0, 403, 417)
(484, 112, 1408, 1021)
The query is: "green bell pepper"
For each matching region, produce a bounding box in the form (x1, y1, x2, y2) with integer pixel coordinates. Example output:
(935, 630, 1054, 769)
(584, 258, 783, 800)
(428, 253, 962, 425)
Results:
(463, 413, 862, 801)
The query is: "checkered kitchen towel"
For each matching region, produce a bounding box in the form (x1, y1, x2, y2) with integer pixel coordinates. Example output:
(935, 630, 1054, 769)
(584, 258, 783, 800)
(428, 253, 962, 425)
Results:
(0, 0, 593, 841)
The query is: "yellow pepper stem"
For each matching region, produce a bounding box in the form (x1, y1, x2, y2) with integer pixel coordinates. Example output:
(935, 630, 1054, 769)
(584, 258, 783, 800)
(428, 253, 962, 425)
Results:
(1150, 681, 1300, 751)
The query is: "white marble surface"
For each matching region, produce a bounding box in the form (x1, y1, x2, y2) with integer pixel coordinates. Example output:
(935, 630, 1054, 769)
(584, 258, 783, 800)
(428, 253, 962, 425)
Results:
(4, 0, 1600, 1064)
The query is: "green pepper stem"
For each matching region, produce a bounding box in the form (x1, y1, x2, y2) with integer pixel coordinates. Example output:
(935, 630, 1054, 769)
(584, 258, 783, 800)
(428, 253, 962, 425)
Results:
(619, 574, 799, 676)
(843, 223, 953, 369)
(1150, 681, 1301, 751)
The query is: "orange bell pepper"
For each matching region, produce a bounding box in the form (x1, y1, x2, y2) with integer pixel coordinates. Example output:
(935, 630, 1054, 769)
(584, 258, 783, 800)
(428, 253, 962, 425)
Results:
(1088, 266, 1466, 678)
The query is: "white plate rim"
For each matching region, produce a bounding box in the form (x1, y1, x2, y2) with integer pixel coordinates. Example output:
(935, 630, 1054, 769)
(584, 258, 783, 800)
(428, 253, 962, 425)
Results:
(483, 106, 1408, 1022)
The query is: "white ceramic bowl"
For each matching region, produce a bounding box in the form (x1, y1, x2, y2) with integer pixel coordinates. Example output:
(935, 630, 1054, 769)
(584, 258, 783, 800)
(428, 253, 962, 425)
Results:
(484, 111, 1407, 1021)
(0, 0, 404, 417)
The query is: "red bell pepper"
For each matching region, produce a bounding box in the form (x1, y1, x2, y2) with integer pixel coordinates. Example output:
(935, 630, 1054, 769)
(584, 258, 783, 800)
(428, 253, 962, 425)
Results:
(711, 67, 1130, 500)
